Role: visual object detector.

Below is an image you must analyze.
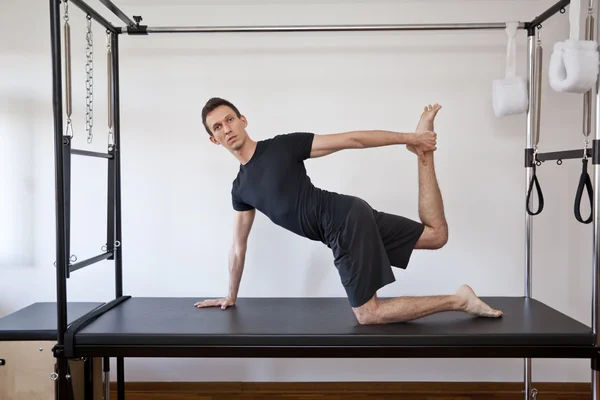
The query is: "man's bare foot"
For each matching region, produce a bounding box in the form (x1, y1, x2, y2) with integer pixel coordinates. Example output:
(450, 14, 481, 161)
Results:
(408, 103, 442, 154)
(455, 284, 503, 318)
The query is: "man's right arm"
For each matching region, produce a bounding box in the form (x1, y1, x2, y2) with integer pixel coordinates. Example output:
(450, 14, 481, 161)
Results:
(194, 208, 256, 310)
(227, 208, 256, 302)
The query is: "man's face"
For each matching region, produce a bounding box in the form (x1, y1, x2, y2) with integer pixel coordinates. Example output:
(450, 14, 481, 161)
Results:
(206, 105, 248, 151)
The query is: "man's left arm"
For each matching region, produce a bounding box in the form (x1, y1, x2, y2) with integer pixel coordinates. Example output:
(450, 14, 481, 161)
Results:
(309, 130, 435, 158)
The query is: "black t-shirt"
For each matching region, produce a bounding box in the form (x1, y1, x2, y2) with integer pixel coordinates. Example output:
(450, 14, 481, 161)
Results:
(231, 132, 353, 244)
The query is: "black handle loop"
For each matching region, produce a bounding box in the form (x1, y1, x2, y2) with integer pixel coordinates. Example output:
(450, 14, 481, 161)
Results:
(526, 163, 544, 216)
(574, 158, 593, 224)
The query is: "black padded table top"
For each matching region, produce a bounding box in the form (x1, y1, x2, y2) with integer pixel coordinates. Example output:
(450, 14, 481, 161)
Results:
(0, 302, 103, 340)
(74, 296, 593, 347)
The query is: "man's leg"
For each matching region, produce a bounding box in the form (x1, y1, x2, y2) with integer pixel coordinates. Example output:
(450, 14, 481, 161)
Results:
(409, 104, 448, 249)
(353, 284, 503, 325)
(350, 104, 502, 325)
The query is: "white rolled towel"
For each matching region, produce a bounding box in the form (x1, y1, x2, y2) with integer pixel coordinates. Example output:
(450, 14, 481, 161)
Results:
(493, 76, 529, 117)
(549, 0, 599, 93)
(549, 39, 599, 93)
(493, 22, 529, 117)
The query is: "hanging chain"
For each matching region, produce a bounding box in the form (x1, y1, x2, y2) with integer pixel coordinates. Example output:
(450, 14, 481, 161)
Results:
(85, 15, 94, 144)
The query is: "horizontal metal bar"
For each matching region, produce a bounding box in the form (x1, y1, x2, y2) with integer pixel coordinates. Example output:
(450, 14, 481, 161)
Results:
(536, 148, 592, 162)
(98, 0, 135, 27)
(69, 0, 120, 33)
(70, 252, 113, 273)
(71, 149, 113, 159)
(70, 344, 599, 359)
(526, 0, 570, 29)
(135, 22, 524, 34)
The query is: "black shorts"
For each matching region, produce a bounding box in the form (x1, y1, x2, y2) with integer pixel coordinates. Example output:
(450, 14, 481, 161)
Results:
(330, 197, 425, 308)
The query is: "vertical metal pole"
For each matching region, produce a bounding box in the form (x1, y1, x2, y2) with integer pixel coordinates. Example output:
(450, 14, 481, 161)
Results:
(111, 33, 123, 301)
(107, 31, 115, 261)
(110, 31, 126, 400)
(64, 134, 72, 279)
(49, 0, 68, 398)
(525, 31, 536, 300)
(593, 0, 600, 397)
(524, 26, 537, 400)
(85, 357, 94, 400)
(104, 357, 111, 400)
(107, 152, 115, 259)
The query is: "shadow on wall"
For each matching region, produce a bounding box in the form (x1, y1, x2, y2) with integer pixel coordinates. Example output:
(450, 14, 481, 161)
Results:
(0, 94, 35, 268)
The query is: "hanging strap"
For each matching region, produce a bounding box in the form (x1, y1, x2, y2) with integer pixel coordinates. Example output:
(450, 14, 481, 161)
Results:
(504, 22, 519, 78)
(526, 163, 544, 215)
(574, 158, 594, 223)
(569, 0, 581, 40)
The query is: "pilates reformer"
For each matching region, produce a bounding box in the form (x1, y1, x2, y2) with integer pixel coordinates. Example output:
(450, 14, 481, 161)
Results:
(1, 1, 600, 400)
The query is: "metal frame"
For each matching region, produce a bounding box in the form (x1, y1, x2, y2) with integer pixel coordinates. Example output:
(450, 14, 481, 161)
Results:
(139, 22, 522, 34)
(47, 1, 599, 400)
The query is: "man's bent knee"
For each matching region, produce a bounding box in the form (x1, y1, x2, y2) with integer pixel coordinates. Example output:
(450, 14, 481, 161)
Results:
(352, 296, 381, 325)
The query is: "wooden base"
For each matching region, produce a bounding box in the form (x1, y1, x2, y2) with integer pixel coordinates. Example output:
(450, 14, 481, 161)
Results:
(109, 381, 591, 400)
(0, 341, 103, 400)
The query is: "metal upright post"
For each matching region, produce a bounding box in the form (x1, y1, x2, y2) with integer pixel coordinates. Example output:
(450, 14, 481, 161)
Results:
(49, 0, 69, 398)
(107, 30, 115, 260)
(111, 32, 123, 306)
(524, 25, 537, 400)
(592, 0, 600, 396)
(110, 31, 126, 400)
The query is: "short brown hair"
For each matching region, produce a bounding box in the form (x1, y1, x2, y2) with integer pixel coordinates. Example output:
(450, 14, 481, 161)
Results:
(202, 97, 242, 136)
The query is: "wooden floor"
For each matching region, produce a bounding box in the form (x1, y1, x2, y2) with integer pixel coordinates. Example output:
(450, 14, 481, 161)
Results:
(109, 382, 590, 400)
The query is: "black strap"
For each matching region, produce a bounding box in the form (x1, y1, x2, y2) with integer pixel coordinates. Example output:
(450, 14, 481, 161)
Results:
(64, 295, 131, 357)
(526, 163, 544, 215)
(574, 158, 593, 224)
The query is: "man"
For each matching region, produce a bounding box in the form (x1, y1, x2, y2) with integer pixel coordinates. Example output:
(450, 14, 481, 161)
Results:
(194, 97, 503, 324)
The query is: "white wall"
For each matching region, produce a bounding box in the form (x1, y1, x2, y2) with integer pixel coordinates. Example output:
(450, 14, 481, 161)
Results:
(0, 0, 596, 384)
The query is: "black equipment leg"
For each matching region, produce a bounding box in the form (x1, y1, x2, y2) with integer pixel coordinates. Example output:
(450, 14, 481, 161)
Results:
(104, 357, 111, 400)
(110, 30, 126, 400)
(49, 0, 69, 397)
(117, 358, 125, 400)
(593, 355, 600, 371)
(85, 357, 94, 400)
